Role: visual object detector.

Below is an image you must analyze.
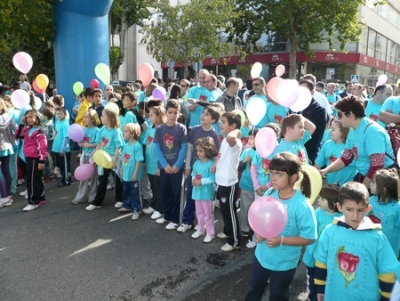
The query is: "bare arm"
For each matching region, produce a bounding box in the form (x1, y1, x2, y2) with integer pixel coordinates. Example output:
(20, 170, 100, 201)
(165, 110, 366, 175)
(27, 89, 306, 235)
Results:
(304, 118, 316, 135)
(226, 129, 241, 147)
(379, 111, 400, 125)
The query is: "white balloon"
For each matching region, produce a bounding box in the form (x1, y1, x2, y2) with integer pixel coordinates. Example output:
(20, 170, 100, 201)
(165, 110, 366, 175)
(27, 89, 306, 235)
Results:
(11, 89, 30, 109)
(34, 96, 43, 110)
(377, 74, 388, 85)
(246, 97, 267, 126)
(290, 86, 312, 112)
(275, 80, 299, 108)
(251, 62, 262, 78)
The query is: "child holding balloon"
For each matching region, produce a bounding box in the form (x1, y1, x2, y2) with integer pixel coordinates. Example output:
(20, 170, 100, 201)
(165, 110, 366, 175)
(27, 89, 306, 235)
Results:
(71, 108, 100, 204)
(86, 108, 124, 211)
(301, 185, 342, 301)
(245, 152, 317, 301)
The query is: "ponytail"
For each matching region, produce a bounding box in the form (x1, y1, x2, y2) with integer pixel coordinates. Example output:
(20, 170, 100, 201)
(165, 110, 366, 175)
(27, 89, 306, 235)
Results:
(299, 171, 311, 199)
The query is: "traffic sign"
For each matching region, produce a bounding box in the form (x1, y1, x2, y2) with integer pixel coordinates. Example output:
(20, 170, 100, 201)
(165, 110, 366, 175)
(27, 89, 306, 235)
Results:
(351, 74, 359, 83)
(167, 59, 175, 68)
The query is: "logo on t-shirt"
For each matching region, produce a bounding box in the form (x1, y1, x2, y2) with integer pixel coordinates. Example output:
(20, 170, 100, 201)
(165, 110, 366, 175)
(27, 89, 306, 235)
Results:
(262, 158, 270, 175)
(200, 95, 207, 102)
(147, 136, 153, 148)
(101, 137, 109, 149)
(195, 173, 202, 189)
(83, 137, 89, 144)
(336, 246, 360, 287)
(297, 150, 306, 162)
(352, 146, 358, 158)
(329, 155, 337, 165)
(241, 137, 249, 146)
(369, 114, 378, 122)
(164, 134, 174, 152)
(274, 114, 283, 125)
(123, 153, 130, 166)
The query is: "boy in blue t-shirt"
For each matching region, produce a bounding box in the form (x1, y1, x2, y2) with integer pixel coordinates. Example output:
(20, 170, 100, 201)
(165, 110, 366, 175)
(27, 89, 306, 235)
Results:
(314, 182, 399, 301)
(153, 99, 188, 230)
(52, 107, 71, 187)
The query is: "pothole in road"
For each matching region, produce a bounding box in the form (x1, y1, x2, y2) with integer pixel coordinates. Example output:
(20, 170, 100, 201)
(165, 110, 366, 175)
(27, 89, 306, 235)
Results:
(206, 253, 228, 266)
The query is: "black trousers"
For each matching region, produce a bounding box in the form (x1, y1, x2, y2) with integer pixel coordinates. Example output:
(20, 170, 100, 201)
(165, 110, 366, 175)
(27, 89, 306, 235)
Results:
(92, 168, 122, 206)
(218, 183, 241, 247)
(148, 174, 163, 213)
(26, 158, 45, 205)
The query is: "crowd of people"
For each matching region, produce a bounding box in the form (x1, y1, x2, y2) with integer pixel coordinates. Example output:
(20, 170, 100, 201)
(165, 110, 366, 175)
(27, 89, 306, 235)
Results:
(1, 70, 400, 300)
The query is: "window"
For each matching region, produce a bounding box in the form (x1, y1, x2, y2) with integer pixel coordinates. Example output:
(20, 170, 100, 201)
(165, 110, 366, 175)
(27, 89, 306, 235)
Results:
(367, 29, 376, 57)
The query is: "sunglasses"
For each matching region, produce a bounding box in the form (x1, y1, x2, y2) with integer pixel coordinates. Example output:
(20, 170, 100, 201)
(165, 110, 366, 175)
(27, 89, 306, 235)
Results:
(337, 111, 343, 119)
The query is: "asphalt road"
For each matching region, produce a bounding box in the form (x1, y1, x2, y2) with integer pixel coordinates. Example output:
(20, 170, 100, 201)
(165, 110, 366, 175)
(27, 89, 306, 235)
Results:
(0, 156, 307, 301)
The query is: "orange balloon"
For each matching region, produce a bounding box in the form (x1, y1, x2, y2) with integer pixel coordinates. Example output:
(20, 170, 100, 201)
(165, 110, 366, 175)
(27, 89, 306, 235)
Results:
(36, 74, 49, 90)
(266, 77, 283, 103)
(138, 63, 154, 88)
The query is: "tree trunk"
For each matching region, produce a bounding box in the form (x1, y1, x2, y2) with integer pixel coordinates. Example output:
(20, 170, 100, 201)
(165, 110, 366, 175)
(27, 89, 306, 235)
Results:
(184, 57, 188, 79)
(288, 35, 297, 79)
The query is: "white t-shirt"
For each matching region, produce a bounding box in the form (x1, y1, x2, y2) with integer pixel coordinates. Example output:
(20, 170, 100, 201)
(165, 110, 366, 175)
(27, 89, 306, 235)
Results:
(314, 92, 332, 115)
(216, 138, 242, 186)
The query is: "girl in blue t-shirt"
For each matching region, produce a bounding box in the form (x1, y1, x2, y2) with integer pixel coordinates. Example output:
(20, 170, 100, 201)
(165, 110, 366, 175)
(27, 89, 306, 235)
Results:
(302, 185, 342, 301)
(369, 168, 400, 256)
(315, 120, 357, 185)
(190, 137, 218, 243)
(245, 152, 317, 301)
(86, 109, 124, 211)
(71, 108, 100, 204)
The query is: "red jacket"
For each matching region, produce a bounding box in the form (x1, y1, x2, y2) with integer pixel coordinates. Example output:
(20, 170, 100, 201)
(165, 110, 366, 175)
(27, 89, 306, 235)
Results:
(16, 125, 48, 163)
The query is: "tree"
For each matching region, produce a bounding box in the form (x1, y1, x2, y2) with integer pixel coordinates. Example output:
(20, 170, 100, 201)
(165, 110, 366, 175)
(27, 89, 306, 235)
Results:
(140, 0, 238, 78)
(229, 0, 385, 79)
(110, 0, 152, 77)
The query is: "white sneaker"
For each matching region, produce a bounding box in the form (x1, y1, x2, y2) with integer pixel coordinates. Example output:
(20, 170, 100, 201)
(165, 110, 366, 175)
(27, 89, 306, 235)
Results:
(177, 223, 192, 233)
(23, 204, 39, 212)
(118, 207, 130, 213)
(151, 211, 162, 220)
(86, 204, 101, 211)
(17, 179, 25, 185)
(156, 217, 168, 224)
(19, 190, 27, 196)
(77, 153, 81, 158)
(194, 224, 199, 230)
(0, 197, 12, 207)
(165, 222, 178, 230)
(191, 230, 205, 239)
(246, 240, 257, 249)
(131, 211, 141, 220)
(221, 243, 239, 252)
(217, 232, 229, 239)
(54, 167, 60, 175)
(107, 184, 113, 190)
(142, 206, 155, 214)
(114, 202, 123, 208)
(203, 235, 214, 243)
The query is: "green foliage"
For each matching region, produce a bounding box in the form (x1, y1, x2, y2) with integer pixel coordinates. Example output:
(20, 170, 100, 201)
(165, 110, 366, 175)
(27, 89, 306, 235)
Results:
(110, 0, 151, 32)
(140, 0, 237, 77)
(230, 0, 380, 78)
(110, 46, 123, 77)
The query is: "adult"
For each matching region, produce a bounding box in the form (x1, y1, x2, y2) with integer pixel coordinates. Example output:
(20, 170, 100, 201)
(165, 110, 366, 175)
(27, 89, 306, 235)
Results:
(102, 85, 114, 106)
(303, 74, 332, 115)
(298, 80, 328, 164)
(216, 77, 242, 112)
(180, 79, 190, 103)
(340, 82, 352, 99)
(391, 83, 400, 97)
(325, 82, 340, 105)
(320, 96, 394, 189)
(205, 74, 223, 101)
(187, 69, 210, 127)
(351, 83, 366, 100)
(315, 82, 325, 93)
(365, 84, 392, 128)
(49, 89, 57, 101)
(241, 79, 254, 109)
(19, 74, 31, 91)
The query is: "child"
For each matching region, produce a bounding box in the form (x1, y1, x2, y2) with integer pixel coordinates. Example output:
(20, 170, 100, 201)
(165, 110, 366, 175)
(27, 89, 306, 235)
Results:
(178, 106, 221, 233)
(314, 182, 399, 301)
(91, 88, 105, 123)
(238, 128, 258, 248)
(42, 108, 55, 182)
(71, 108, 100, 204)
(240, 112, 252, 147)
(153, 99, 188, 230)
(86, 108, 124, 211)
(273, 114, 316, 164)
(302, 185, 342, 301)
(52, 106, 71, 187)
(143, 105, 166, 220)
(118, 123, 144, 220)
(120, 92, 138, 130)
(215, 112, 243, 252)
(369, 169, 400, 256)
(190, 137, 218, 242)
(75, 87, 94, 126)
(16, 110, 48, 212)
(245, 152, 317, 301)
(314, 119, 357, 185)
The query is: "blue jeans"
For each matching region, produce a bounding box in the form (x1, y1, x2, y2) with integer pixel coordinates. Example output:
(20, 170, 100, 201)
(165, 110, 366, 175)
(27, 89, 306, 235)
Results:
(122, 181, 141, 212)
(182, 176, 195, 225)
(160, 168, 184, 224)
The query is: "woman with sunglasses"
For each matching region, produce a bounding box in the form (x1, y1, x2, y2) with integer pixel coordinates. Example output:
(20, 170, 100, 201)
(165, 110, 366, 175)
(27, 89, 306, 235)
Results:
(320, 96, 394, 189)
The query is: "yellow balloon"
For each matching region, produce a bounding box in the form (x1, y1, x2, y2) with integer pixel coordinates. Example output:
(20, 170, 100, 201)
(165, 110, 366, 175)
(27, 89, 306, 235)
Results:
(36, 74, 49, 90)
(301, 165, 322, 204)
(251, 62, 262, 78)
(93, 150, 112, 169)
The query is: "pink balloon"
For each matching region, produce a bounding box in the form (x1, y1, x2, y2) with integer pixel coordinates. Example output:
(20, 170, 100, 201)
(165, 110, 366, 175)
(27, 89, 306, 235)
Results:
(90, 79, 100, 89)
(13, 52, 33, 74)
(152, 87, 166, 101)
(68, 124, 85, 142)
(248, 196, 288, 238)
(32, 80, 45, 94)
(275, 64, 285, 77)
(138, 63, 154, 88)
(290, 86, 312, 112)
(275, 80, 299, 108)
(376, 80, 385, 87)
(266, 77, 283, 103)
(255, 127, 278, 158)
(74, 164, 95, 182)
(11, 89, 30, 109)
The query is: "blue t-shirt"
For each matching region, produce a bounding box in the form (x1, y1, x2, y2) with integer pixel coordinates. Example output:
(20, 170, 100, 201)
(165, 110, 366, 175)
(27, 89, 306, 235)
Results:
(119, 111, 138, 131)
(251, 151, 275, 187)
(191, 159, 215, 200)
(368, 195, 400, 255)
(345, 118, 394, 176)
(208, 89, 222, 101)
(265, 101, 287, 128)
(52, 118, 70, 153)
(240, 126, 252, 146)
(143, 125, 158, 175)
(96, 126, 124, 157)
(321, 128, 330, 146)
(239, 148, 256, 191)
(381, 96, 400, 116)
(365, 101, 385, 128)
(302, 208, 342, 267)
(273, 130, 311, 165)
(314, 218, 399, 301)
(120, 141, 143, 182)
(188, 86, 209, 127)
(187, 125, 220, 168)
(315, 139, 357, 185)
(154, 122, 187, 168)
(255, 188, 317, 271)
(82, 126, 99, 155)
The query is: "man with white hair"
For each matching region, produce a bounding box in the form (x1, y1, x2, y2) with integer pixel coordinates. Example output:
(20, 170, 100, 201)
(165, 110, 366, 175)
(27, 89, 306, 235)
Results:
(187, 69, 210, 127)
(303, 74, 332, 115)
